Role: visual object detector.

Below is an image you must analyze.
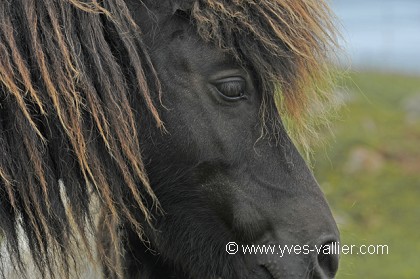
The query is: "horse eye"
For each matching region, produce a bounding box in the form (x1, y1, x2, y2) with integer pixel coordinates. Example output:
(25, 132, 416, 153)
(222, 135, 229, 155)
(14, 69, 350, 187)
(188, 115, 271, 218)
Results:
(214, 78, 246, 100)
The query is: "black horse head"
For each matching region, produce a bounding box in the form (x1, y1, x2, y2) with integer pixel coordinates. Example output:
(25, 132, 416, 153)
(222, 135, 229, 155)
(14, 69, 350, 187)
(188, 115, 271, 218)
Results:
(0, 0, 339, 278)
(115, 1, 340, 278)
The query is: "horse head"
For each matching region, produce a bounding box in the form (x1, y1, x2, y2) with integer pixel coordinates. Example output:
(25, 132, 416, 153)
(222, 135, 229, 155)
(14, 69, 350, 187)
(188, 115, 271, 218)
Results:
(119, 1, 339, 278)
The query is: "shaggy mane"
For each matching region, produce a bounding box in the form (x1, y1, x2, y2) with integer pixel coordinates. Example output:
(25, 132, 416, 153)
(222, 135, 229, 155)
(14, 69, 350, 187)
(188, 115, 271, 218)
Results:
(192, 0, 338, 156)
(0, 0, 338, 278)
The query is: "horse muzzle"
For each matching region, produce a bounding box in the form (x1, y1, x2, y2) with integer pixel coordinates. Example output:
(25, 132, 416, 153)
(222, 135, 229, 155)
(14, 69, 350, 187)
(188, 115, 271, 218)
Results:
(245, 236, 339, 279)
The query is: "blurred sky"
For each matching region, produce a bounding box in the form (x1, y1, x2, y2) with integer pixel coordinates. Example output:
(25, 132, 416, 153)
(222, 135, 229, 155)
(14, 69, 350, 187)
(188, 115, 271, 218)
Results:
(331, 0, 420, 75)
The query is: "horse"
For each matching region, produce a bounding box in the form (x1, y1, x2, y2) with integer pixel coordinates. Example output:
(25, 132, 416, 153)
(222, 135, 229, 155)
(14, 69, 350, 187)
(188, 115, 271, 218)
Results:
(0, 0, 340, 278)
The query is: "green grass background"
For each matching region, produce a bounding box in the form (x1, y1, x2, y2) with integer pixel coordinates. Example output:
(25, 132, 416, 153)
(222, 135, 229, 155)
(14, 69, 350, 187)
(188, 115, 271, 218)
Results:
(314, 71, 420, 278)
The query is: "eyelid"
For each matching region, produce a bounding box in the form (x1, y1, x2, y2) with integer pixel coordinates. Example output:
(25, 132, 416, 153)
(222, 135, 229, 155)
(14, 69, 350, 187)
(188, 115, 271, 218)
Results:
(212, 76, 245, 84)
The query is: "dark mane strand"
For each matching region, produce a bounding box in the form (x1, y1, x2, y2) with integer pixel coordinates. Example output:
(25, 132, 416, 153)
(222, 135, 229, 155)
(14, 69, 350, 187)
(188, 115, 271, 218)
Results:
(0, 0, 162, 277)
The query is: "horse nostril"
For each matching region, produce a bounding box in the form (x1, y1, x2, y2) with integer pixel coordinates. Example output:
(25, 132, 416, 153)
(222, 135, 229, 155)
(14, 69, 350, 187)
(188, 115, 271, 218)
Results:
(317, 241, 339, 278)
